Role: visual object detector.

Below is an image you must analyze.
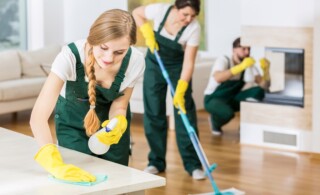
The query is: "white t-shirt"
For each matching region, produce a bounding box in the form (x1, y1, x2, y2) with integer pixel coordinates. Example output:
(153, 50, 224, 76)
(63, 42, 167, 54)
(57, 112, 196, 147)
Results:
(145, 3, 201, 47)
(204, 56, 260, 95)
(51, 39, 145, 98)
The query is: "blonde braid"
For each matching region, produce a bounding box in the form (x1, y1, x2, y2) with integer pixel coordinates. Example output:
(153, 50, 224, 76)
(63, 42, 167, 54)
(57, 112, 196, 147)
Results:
(84, 47, 100, 136)
(83, 9, 137, 135)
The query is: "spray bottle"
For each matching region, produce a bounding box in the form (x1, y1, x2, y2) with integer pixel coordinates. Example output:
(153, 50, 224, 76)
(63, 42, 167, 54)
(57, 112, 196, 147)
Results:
(88, 118, 118, 155)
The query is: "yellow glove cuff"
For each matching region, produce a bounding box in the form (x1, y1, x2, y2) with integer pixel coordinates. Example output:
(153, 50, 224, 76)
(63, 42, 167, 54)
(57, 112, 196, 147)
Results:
(230, 57, 255, 75)
(114, 115, 127, 134)
(260, 58, 270, 81)
(34, 144, 61, 162)
(260, 58, 270, 69)
(173, 80, 189, 114)
(230, 65, 245, 75)
(139, 22, 154, 39)
(34, 143, 64, 173)
(176, 79, 188, 93)
(139, 22, 159, 53)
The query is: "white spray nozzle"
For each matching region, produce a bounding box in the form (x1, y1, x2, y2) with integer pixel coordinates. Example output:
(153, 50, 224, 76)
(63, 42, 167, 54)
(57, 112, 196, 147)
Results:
(105, 118, 118, 132)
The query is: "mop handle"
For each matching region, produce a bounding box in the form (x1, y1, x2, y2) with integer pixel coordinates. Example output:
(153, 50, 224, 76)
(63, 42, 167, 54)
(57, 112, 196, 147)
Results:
(154, 51, 203, 134)
(154, 50, 175, 96)
(154, 50, 221, 193)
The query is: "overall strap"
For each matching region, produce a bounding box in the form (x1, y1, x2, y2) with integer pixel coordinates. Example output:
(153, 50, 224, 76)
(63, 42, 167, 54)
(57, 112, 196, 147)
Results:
(157, 5, 173, 33)
(174, 25, 187, 42)
(224, 55, 231, 68)
(110, 47, 132, 92)
(225, 55, 245, 80)
(68, 43, 85, 81)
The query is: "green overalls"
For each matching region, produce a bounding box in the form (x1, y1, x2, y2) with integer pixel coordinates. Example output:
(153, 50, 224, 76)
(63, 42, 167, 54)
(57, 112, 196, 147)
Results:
(54, 43, 132, 166)
(204, 56, 264, 131)
(143, 6, 202, 175)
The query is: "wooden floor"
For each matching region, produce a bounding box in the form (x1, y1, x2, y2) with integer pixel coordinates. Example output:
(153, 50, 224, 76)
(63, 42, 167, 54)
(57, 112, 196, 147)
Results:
(1, 110, 320, 195)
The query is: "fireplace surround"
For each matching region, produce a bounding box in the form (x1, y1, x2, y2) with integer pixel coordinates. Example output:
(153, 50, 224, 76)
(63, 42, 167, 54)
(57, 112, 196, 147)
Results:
(240, 26, 313, 152)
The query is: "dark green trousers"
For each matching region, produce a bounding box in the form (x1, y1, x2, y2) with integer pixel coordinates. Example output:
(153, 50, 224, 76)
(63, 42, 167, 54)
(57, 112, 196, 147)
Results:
(204, 86, 264, 130)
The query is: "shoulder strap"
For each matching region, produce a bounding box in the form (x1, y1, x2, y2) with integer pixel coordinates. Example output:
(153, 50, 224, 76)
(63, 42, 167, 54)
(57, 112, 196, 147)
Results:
(68, 43, 81, 64)
(110, 47, 132, 92)
(174, 25, 187, 42)
(158, 5, 173, 33)
(68, 43, 85, 81)
(224, 55, 231, 69)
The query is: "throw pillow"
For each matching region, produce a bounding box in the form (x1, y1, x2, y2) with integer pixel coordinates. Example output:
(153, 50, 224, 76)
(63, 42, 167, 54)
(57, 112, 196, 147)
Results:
(19, 45, 61, 77)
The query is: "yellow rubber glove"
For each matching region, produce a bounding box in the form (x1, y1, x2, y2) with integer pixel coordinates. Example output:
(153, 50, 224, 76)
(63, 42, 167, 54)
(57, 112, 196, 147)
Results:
(96, 115, 127, 145)
(230, 57, 256, 75)
(173, 79, 188, 114)
(139, 22, 159, 53)
(260, 58, 270, 81)
(34, 144, 96, 182)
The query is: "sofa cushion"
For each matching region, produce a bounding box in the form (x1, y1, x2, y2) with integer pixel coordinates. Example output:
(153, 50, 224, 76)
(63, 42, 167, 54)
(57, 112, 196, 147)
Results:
(0, 50, 21, 81)
(40, 63, 52, 76)
(0, 77, 46, 101)
(19, 45, 61, 77)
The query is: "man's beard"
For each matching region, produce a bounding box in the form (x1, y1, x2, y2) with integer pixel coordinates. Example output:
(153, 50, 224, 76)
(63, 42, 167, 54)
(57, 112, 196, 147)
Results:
(237, 54, 249, 62)
(237, 54, 245, 62)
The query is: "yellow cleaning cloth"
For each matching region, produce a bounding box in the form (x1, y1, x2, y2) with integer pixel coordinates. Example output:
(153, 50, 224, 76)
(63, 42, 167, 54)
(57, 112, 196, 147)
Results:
(49, 174, 107, 186)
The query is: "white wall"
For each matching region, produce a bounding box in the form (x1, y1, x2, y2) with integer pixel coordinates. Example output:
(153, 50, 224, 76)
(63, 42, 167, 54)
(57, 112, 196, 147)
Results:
(27, 0, 44, 50)
(312, 1, 320, 153)
(27, 0, 127, 49)
(205, 0, 241, 57)
(63, 0, 127, 43)
(241, 0, 314, 27)
(43, 0, 64, 46)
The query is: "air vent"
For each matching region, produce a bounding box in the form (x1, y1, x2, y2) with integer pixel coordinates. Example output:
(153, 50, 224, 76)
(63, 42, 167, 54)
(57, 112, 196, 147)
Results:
(263, 131, 297, 146)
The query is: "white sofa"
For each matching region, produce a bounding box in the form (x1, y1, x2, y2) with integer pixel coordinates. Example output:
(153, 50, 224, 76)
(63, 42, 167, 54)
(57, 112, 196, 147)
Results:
(130, 47, 215, 129)
(0, 45, 61, 115)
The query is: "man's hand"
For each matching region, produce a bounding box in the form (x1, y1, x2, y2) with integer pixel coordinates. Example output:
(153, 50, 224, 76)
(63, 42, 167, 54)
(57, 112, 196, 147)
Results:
(260, 58, 270, 81)
(230, 57, 255, 75)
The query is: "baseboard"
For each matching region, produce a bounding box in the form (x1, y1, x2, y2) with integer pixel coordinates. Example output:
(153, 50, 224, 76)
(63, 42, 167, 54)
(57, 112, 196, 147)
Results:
(240, 122, 313, 152)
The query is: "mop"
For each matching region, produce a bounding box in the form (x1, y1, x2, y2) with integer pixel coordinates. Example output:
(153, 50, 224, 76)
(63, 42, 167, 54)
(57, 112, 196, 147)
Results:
(153, 50, 245, 195)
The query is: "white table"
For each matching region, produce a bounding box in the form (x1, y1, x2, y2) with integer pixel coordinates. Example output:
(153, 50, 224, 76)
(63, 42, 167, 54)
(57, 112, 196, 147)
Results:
(0, 127, 165, 195)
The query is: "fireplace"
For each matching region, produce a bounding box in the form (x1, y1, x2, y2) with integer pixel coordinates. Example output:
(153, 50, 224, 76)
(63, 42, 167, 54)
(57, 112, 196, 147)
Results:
(240, 26, 313, 151)
(263, 47, 304, 107)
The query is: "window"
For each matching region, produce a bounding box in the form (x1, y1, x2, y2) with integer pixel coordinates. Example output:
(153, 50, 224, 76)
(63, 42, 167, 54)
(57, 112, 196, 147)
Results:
(0, 0, 27, 51)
